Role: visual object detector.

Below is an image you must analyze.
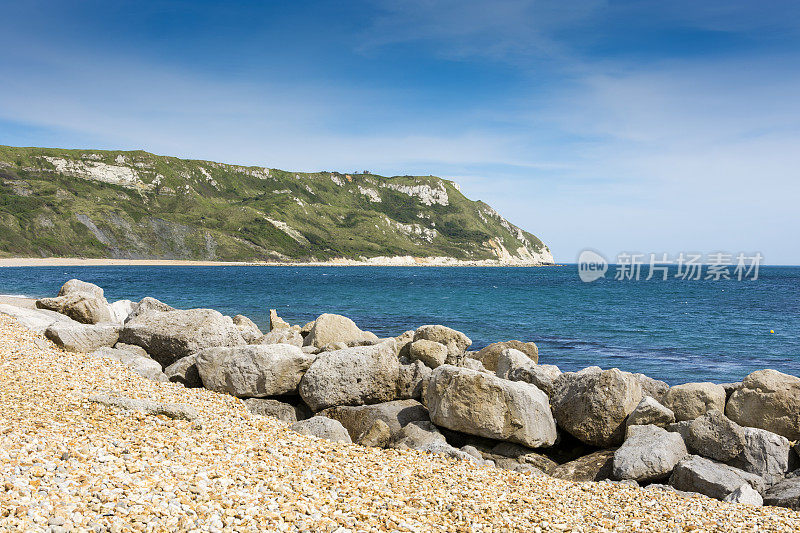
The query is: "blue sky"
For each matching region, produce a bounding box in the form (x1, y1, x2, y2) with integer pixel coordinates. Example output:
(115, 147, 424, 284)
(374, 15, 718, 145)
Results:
(2, 1, 799, 263)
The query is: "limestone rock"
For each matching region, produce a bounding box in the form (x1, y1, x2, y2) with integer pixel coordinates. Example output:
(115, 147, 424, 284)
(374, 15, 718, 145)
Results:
(356, 419, 393, 448)
(90, 346, 167, 382)
(626, 396, 675, 428)
(302, 313, 378, 349)
(232, 314, 263, 343)
(269, 309, 291, 330)
(763, 476, 800, 510)
(473, 340, 538, 372)
(243, 398, 298, 422)
(254, 328, 304, 347)
(396, 360, 431, 400)
(724, 484, 764, 506)
(88, 393, 197, 421)
(45, 322, 121, 353)
(38, 294, 112, 324)
(196, 344, 315, 398)
(0, 304, 77, 334)
(58, 279, 104, 299)
(673, 411, 746, 462)
(726, 369, 800, 441)
(164, 355, 202, 388)
(319, 399, 429, 443)
(488, 442, 558, 474)
(634, 373, 670, 402)
(551, 449, 617, 482)
(299, 340, 400, 411)
(728, 427, 791, 485)
(496, 348, 561, 396)
(662, 382, 726, 422)
(125, 297, 175, 322)
(289, 416, 352, 443)
(669, 455, 765, 500)
(395, 330, 415, 358)
(425, 364, 557, 448)
(120, 308, 245, 367)
(551, 367, 643, 447)
(109, 300, 136, 324)
(413, 325, 471, 366)
(409, 339, 448, 368)
(612, 425, 688, 482)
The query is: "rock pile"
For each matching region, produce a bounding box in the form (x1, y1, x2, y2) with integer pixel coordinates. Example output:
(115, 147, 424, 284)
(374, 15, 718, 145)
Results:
(4, 278, 800, 510)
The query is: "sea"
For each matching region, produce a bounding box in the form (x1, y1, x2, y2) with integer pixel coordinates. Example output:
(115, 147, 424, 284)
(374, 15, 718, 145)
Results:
(1, 265, 798, 385)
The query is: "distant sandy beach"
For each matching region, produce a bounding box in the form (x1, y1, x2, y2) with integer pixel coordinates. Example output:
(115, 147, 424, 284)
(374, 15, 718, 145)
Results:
(0, 257, 556, 268)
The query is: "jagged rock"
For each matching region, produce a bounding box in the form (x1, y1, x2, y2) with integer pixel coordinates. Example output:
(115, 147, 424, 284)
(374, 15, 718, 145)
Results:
(356, 419, 393, 448)
(670, 411, 745, 462)
(473, 340, 538, 372)
(461, 358, 488, 373)
(551, 367, 643, 447)
(302, 313, 378, 349)
(724, 484, 764, 506)
(392, 421, 478, 462)
(299, 320, 315, 337)
(196, 344, 315, 398)
(38, 294, 112, 324)
(396, 360, 431, 400)
(425, 364, 556, 448)
(120, 308, 245, 367)
(88, 393, 197, 421)
(0, 304, 77, 334)
(612, 425, 688, 482)
(232, 314, 263, 343)
(113, 342, 150, 358)
(720, 382, 742, 401)
(634, 373, 670, 402)
(125, 297, 174, 322)
(669, 455, 765, 500)
(409, 339, 448, 368)
(728, 427, 791, 485)
(662, 382, 726, 422)
(243, 398, 298, 422)
(58, 279, 104, 299)
(488, 442, 558, 474)
(551, 449, 617, 482)
(289, 416, 352, 443)
(319, 399, 429, 443)
(89, 346, 167, 382)
(763, 476, 800, 509)
(269, 309, 291, 330)
(496, 348, 561, 396)
(109, 300, 136, 324)
(45, 322, 121, 353)
(393, 421, 447, 450)
(413, 325, 471, 366)
(626, 396, 675, 428)
(254, 328, 304, 347)
(299, 340, 400, 411)
(726, 369, 800, 441)
(395, 330, 415, 358)
(164, 355, 202, 388)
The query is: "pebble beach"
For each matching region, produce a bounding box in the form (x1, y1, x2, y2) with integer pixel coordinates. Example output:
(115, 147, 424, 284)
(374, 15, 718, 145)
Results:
(2, 314, 799, 532)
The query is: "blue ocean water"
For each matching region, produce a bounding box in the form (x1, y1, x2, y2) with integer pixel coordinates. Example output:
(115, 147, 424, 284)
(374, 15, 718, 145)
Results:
(1, 265, 798, 385)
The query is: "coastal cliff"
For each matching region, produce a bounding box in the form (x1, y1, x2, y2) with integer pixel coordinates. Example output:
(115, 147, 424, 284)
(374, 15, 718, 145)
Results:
(0, 146, 552, 264)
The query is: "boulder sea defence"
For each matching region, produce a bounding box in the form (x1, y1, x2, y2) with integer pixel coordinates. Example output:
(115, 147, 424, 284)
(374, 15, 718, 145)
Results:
(3, 277, 800, 512)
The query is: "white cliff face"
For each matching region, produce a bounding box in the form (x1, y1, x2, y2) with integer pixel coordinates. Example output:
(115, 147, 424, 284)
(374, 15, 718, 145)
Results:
(42, 157, 144, 189)
(381, 182, 449, 206)
(358, 186, 382, 203)
(383, 217, 438, 243)
(265, 218, 310, 245)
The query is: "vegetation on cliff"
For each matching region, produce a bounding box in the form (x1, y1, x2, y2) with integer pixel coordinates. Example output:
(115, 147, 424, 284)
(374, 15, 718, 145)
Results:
(0, 146, 551, 263)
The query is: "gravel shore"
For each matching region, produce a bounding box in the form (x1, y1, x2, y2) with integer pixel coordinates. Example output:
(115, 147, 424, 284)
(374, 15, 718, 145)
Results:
(1, 314, 798, 532)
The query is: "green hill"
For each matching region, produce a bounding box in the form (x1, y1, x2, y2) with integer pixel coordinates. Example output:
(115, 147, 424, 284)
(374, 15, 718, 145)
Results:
(0, 146, 552, 264)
